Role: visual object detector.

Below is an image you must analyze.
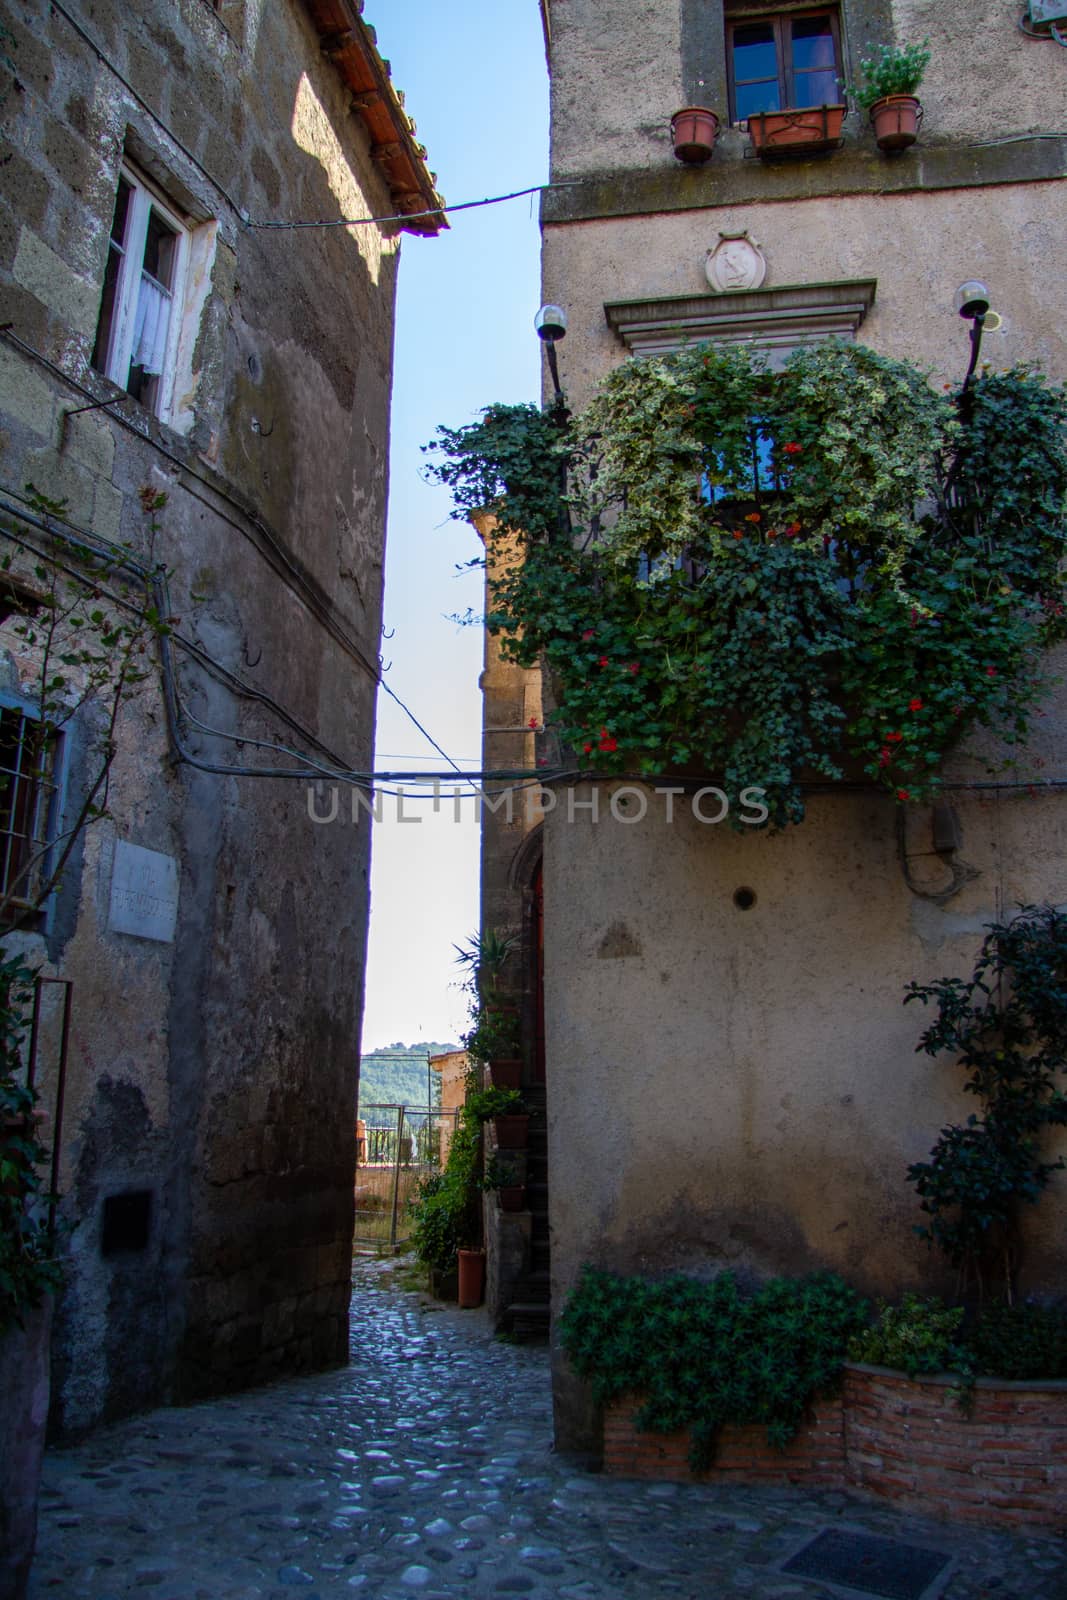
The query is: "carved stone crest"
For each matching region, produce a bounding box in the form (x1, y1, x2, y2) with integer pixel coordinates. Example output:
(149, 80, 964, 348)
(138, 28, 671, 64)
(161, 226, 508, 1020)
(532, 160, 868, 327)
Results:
(705, 232, 767, 294)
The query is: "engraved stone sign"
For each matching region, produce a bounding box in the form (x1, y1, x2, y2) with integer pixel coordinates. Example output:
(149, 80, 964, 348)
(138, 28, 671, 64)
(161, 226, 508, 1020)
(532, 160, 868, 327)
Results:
(706, 232, 767, 293)
(109, 841, 179, 943)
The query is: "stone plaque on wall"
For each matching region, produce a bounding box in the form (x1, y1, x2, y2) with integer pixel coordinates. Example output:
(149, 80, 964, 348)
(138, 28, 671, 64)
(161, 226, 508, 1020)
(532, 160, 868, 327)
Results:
(109, 841, 180, 944)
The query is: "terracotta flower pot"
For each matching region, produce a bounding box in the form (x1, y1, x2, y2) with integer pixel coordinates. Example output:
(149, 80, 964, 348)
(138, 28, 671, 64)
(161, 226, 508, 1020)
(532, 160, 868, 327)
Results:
(456, 1247, 485, 1308)
(748, 104, 846, 160)
(489, 1058, 522, 1090)
(670, 106, 720, 165)
(869, 94, 922, 152)
(493, 1113, 529, 1150)
(497, 1185, 526, 1213)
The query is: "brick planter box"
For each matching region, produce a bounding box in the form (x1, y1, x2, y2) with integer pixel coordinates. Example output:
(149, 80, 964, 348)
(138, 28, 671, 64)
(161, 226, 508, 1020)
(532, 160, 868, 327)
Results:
(844, 1363, 1067, 1529)
(602, 1364, 1067, 1529)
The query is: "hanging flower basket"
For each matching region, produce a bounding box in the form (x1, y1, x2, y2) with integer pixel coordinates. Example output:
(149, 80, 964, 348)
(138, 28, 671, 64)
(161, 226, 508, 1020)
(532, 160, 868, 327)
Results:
(748, 104, 846, 160)
(670, 107, 720, 164)
(869, 94, 923, 152)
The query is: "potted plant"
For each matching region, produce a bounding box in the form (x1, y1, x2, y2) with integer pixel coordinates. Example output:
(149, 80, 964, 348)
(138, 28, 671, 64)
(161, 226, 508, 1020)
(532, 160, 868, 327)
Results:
(453, 927, 516, 1010)
(852, 38, 930, 152)
(457, 1244, 486, 1307)
(467, 1085, 530, 1151)
(670, 107, 720, 165)
(483, 1154, 526, 1214)
(747, 103, 847, 160)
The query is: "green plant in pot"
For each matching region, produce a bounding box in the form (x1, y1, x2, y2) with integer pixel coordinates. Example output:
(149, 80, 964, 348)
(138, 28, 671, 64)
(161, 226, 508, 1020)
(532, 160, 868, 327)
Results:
(852, 38, 930, 152)
(482, 1153, 526, 1213)
(467, 1085, 529, 1151)
(453, 927, 517, 1008)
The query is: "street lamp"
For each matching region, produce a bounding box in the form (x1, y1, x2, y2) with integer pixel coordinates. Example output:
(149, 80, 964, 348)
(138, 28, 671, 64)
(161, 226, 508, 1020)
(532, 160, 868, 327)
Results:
(956, 280, 990, 394)
(535, 303, 567, 402)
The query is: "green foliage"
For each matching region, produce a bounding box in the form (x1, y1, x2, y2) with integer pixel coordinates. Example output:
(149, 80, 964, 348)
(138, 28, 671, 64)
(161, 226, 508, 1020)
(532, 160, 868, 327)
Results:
(965, 1300, 1067, 1381)
(0, 953, 60, 1333)
(852, 40, 931, 111)
(849, 1293, 1067, 1383)
(558, 1267, 867, 1468)
(359, 1043, 453, 1113)
(465, 1086, 523, 1122)
(408, 1113, 482, 1272)
(905, 905, 1067, 1296)
(849, 1294, 966, 1377)
(427, 346, 1067, 827)
(462, 1005, 520, 1065)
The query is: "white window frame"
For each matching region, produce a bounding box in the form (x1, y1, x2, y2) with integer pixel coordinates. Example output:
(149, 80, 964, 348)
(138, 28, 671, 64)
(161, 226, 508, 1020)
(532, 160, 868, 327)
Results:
(93, 164, 190, 427)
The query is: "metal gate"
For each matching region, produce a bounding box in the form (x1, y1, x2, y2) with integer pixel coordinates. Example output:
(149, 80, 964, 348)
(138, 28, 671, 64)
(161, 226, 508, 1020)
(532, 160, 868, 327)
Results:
(353, 1102, 459, 1251)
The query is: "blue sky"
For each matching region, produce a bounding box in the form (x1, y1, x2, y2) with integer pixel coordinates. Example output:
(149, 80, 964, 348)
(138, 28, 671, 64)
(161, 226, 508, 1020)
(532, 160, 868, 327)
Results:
(359, 4, 550, 1050)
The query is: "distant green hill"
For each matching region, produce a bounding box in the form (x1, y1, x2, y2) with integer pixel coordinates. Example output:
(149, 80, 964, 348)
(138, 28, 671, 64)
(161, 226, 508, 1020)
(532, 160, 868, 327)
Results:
(358, 1041, 458, 1119)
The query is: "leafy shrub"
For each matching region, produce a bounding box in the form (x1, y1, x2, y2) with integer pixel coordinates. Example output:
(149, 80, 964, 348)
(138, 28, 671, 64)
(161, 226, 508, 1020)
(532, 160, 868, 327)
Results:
(408, 1114, 483, 1273)
(906, 905, 1067, 1298)
(849, 1295, 966, 1377)
(849, 1294, 1067, 1385)
(558, 1267, 867, 1468)
(967, 1302, 1067, 1381)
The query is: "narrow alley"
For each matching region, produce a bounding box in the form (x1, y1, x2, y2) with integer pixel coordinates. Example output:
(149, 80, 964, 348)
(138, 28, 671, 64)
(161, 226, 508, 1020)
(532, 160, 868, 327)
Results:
(28, 1261, 1067, 1600)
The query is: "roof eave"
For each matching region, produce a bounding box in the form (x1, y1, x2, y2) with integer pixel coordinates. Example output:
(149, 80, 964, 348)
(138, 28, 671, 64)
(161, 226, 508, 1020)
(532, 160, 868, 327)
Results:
(301, 0, 448, 235)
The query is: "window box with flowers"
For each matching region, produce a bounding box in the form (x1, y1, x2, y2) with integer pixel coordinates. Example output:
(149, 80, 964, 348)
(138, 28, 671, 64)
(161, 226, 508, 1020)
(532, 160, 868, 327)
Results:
(426, 343, 1067, 830)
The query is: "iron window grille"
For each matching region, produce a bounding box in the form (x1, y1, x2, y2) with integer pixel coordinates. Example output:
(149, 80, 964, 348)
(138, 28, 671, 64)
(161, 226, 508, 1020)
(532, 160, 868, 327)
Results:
(0, 702, 60, 915)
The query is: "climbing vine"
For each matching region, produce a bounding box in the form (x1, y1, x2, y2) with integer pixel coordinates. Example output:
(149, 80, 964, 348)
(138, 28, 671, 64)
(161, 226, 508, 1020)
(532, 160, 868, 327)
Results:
(426, 344, 1067, 827)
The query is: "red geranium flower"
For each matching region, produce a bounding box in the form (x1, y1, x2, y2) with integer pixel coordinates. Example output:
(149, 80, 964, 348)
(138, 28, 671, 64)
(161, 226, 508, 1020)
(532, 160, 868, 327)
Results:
(887, 731, 904, 743)
(732, 529, 744, 540)
(627, 662, 639, 675)
(582, 628, 595, 641)
(785, 521, 802, 536)
(783, 442, 802, 455)
(582, 743, 592, 754)
(878, 748, 892, 767)
(745, 511, 762, 523)
(897, 789, 911, 802)
(908, 698, 923, 712)
(598, 728, 618, 753)
(985, 666, 997, 677)
(599, 655, 609, 667)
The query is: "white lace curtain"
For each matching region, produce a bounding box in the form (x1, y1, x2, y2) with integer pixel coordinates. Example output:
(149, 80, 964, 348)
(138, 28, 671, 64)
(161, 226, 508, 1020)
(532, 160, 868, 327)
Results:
(132, 274, 172, 375)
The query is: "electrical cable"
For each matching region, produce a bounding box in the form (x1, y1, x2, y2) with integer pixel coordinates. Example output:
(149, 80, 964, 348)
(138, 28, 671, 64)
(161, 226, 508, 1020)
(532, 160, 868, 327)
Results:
(246, 181, 577, 233)
(0, 332, 382, 684)
(46, 0, 245, 218)
(0, 492, 499, 788)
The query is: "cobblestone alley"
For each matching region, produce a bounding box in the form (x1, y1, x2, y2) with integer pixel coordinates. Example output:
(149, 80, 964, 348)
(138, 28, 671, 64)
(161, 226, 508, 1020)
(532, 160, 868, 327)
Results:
(28, 1259, 1067, 1600)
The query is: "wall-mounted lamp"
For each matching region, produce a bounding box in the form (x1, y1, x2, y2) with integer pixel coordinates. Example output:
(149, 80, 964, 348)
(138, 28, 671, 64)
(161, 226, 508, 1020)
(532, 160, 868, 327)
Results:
(956, 279, 990, 394)
(535, 303, 567, 401)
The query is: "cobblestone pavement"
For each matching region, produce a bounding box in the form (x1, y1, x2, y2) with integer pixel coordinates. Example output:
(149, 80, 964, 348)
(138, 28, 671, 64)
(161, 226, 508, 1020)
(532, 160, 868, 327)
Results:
(30, 1258, 1067, 1600)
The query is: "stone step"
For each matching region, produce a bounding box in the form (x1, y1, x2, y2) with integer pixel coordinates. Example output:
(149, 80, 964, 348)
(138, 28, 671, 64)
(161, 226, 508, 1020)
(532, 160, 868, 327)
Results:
(503, 1300, 550, 1341)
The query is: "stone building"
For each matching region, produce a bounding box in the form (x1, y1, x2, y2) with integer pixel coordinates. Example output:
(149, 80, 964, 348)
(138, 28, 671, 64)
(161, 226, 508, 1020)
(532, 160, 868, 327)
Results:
(479, 0, 1067, 1453)
(0, 0, 442, 1434)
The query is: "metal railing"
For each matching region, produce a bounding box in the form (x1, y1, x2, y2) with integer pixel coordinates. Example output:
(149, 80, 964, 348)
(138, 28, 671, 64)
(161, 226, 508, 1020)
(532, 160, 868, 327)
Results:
(353, 1103, 460, 1251)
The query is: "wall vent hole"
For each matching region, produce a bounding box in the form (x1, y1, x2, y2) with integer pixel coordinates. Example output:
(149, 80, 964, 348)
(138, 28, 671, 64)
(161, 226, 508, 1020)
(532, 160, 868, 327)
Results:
(101, 1190, 152, 1256)
(733, 886, 757, 911)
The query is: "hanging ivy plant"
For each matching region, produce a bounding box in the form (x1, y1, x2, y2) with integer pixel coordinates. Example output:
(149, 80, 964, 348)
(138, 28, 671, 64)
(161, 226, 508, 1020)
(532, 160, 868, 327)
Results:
(425, 343, 1067, 827)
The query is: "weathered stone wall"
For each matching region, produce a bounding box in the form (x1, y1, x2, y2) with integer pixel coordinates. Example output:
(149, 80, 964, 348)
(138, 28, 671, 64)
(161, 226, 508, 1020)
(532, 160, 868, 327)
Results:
(0, 0, 406, 1432)
(533, 0, 1067, 1456)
